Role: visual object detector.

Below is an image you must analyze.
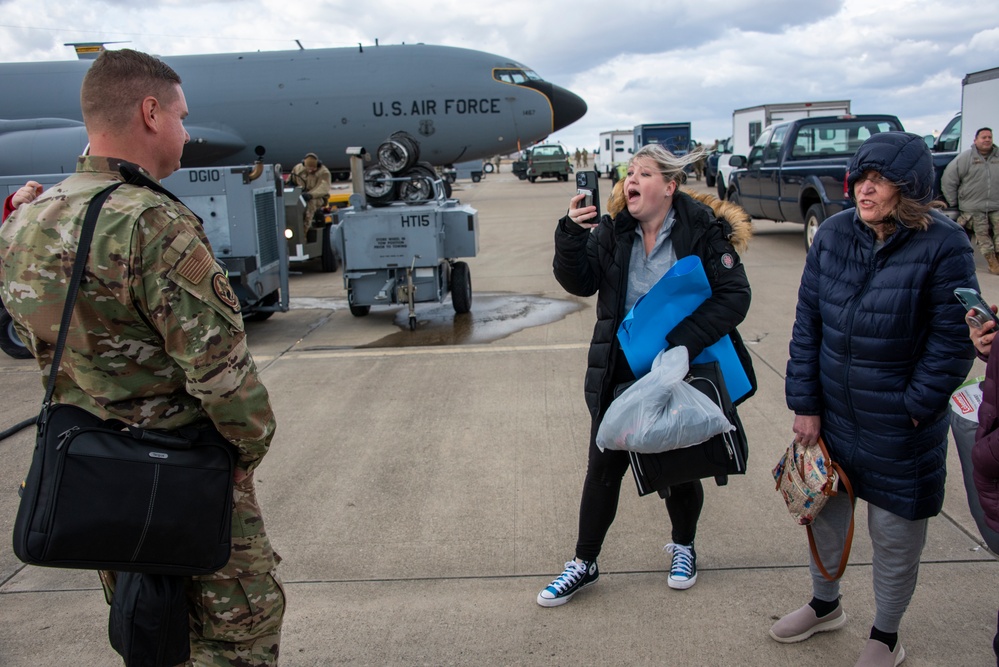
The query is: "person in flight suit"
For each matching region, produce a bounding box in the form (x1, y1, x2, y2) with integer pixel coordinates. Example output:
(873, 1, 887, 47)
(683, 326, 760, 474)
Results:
(289, 152, 332, 229)
(0, 48, 285, 666)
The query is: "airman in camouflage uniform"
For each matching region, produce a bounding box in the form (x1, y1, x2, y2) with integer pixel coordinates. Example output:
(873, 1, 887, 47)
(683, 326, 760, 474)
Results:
(289, 153, 332, 229)
(0, 49, 284, 666)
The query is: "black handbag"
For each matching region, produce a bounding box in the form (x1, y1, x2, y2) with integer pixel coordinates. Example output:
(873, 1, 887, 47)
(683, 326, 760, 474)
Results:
(622, 360, 749, 497)
(108, 571, 191, 667)
(11, 181, 235, 576)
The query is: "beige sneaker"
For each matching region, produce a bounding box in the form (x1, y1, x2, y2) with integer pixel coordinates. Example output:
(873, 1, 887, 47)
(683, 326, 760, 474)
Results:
(769, 602, 847, 643)
(854, 638, 905, 666)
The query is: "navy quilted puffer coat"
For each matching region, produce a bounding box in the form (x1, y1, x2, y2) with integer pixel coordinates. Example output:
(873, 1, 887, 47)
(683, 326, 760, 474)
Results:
(786, 134, 979, 520)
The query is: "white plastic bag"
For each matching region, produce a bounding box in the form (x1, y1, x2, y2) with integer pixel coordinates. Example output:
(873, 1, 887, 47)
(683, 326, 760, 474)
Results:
(596, 347, 733, 453)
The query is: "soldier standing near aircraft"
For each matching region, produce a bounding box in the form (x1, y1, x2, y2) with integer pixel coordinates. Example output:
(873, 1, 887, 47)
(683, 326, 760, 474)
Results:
(942, 127, 999, 273)
(0, 49, 284, 665)
(290, 152, 332, 229)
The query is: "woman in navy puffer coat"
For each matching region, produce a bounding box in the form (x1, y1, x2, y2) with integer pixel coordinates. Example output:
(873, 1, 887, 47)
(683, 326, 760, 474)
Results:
(773, 132, 979, 667)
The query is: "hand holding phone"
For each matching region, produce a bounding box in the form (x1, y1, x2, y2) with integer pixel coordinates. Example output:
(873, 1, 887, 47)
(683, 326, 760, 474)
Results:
(575, 170, 600, 218)
(954, 287, 999, 329)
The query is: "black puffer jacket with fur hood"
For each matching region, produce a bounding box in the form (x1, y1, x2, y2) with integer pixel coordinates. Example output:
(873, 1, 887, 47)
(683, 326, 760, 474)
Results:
(553, 189, 756, 424)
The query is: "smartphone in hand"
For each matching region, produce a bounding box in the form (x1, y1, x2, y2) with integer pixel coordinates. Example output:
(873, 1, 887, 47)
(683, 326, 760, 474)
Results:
(954, 287, 999, 329)
(575, 170, 600, 217)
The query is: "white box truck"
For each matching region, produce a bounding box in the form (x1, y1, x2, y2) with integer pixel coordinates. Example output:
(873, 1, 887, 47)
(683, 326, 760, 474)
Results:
(596, 130, 635, 179)
(717, 100, 851, 198)
(960, 67, 999, 151)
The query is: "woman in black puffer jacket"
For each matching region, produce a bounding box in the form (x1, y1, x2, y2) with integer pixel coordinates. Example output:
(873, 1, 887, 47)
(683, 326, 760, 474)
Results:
(773, 132, 979, 667)
(537, 143, 754, 608)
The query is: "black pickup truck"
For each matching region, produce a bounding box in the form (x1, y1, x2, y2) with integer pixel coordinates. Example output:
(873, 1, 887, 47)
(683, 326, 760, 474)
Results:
(727, 114, 904, 249)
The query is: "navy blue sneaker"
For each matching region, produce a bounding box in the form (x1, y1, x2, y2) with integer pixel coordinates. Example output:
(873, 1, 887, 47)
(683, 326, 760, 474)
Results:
(664, 543, 697, 590)
(537, 559, 599, 607)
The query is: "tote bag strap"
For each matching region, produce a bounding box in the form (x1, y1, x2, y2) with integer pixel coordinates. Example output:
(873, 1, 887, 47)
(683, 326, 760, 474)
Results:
(805, 437, 856, 581)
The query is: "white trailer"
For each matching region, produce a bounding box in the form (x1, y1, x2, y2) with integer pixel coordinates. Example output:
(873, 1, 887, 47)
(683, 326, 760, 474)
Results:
(595, 130, 635, 178)
(731, 100, 851, 158)
(960, 67, 999, 151)
(718, 100, 851, 198)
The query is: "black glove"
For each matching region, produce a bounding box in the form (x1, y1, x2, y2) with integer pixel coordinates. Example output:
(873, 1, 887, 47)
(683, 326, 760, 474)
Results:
(302, 193, 312, 201)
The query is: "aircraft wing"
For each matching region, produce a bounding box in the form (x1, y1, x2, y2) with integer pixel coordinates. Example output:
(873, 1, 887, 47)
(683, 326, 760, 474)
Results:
(0, 118, 88, 175)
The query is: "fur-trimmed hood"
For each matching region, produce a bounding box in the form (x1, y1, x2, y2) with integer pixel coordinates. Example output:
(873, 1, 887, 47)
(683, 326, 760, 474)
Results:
(683, 189, 752, 253)
(606, 180, 752, 252)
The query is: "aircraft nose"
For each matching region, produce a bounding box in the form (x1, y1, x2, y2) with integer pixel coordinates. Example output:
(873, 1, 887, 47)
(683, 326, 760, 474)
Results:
(548, 84, 587, 132)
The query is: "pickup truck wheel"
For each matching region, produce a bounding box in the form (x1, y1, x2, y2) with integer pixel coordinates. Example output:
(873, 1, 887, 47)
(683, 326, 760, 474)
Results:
(804, 204, 824, 251)
(717, 179, 726, 200)
(727, 188, 740, 207)
(528, 176, 537, 183)
(705, 172, 716, 188)
(0, 308, 33, 359)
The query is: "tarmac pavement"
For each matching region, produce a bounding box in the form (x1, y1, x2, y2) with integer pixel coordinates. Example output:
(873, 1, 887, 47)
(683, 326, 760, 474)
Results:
(0, 169, 997, 666)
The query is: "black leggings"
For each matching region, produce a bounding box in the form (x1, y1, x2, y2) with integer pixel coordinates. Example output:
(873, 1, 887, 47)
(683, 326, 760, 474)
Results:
(575, 436, 704, 562)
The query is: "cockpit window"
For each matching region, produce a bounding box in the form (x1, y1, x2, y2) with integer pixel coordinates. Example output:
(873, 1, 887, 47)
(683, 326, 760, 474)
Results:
(494, 68, 542, 84)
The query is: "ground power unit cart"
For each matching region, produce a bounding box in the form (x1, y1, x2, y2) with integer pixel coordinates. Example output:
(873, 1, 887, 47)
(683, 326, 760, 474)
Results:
(333, 148, 479, 331)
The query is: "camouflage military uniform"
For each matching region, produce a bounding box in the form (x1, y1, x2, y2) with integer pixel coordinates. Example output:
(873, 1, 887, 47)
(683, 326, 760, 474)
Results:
(0, 156, 284, 666)
(290, 159, 332, 228)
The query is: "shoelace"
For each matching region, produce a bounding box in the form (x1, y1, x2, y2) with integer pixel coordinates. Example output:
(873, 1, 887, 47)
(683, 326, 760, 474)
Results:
(664, 543, 694, 577)
(548, 561, 586, 592)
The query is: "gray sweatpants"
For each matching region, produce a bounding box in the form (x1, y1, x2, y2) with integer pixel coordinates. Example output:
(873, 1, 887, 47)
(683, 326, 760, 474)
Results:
(809, 490, 929, 633)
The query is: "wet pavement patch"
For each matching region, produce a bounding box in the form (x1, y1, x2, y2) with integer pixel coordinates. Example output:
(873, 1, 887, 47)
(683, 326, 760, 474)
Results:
(360, 293, 585, 347)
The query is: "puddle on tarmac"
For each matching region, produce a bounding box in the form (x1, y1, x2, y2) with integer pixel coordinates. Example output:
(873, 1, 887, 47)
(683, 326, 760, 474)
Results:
(365, 293, 584, 347)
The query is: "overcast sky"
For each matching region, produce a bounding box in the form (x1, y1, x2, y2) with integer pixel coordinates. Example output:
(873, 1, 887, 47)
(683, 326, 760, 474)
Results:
(1, 0, 996, 153)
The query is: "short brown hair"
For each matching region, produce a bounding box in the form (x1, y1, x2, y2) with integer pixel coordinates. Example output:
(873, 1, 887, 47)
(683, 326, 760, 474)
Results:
(80, 49, 182, 131)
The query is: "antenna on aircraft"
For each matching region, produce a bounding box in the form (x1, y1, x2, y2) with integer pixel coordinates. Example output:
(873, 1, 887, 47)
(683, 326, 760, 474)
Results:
(295, 40, 304, 50)
(358, 43, 363, 53)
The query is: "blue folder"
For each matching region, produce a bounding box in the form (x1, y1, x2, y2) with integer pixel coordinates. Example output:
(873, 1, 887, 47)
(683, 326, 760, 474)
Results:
(617, 255, 751, 402)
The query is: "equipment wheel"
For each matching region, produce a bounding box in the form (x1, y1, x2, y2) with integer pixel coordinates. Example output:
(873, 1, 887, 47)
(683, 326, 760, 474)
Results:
(450, 261, 472, 314)
(528, 176, 537, 183)
(242, 291, 279, 322)
(321, 225, 339, 272)
(408, 315, 417, 331)
(349, 304, 371, 317)
(471, 173, 481, 183)
(804, 204, 824, 252)
(483, 163, 495, 173)
(0, 307, 33, 359)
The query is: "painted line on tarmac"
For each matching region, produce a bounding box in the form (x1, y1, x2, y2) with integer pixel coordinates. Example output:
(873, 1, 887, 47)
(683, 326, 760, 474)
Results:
(253, 342, 589, 362)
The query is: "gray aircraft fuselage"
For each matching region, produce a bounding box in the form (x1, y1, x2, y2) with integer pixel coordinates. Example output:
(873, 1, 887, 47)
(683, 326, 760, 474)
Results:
(0, 43, 586, 176)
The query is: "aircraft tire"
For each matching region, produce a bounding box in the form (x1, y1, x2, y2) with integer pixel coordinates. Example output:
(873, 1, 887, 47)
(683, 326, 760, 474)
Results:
(364, 166, 397, 206)
(450, 261, 472, 315)
(0, 308, 32, 359)
(321, 225, 339, 272)
(398, 163, 437, 202)
(377, 131, 421, 173)
(349, 304, 371, 317)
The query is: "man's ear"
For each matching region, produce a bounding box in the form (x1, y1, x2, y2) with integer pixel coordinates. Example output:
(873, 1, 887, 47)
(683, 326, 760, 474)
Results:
(140, 96, 159, 132)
